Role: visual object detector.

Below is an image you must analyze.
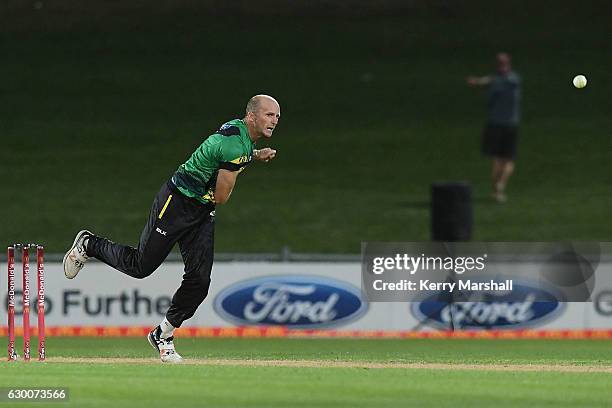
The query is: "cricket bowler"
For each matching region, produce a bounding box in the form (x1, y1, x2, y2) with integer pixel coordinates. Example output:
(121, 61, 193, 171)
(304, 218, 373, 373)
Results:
(62, 95, 280, 363)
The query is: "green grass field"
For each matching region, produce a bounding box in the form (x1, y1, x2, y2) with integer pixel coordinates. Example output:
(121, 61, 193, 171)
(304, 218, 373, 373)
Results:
(1, 1, 611, 253)
(1, 338, 611, 407)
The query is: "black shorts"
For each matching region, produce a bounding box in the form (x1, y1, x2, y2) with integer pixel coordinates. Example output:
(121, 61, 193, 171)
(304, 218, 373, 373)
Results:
(481, 124, 518, 160)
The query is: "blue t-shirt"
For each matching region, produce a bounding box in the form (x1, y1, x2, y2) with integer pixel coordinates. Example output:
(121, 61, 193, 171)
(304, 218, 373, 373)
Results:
(487, 71, 521, 126)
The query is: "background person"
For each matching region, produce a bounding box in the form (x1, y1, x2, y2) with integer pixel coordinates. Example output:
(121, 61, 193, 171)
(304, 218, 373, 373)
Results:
(467, 52, 522, 203)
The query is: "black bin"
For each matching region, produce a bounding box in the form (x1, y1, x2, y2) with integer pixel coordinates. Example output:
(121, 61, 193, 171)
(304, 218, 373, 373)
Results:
(431, 182, 473, 241)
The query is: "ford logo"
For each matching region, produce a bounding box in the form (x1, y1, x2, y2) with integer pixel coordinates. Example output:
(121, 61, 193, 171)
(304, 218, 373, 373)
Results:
(214, 275, 368, 328)
(411, 280, 565, 330)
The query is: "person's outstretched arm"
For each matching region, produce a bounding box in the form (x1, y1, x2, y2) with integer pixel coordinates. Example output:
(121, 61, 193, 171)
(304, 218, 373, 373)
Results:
(466, 75, 492, 86)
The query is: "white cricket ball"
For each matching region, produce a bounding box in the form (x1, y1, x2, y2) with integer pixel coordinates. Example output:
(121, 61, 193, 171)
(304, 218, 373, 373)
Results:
(573, 75, 587, 89)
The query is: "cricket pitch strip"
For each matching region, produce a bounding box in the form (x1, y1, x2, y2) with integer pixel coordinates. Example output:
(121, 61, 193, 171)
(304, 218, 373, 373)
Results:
(45, 357, 612, 373)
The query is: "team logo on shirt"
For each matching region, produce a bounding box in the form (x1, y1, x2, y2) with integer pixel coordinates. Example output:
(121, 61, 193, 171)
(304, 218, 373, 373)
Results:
(230, 156, 250, 165)
(202, 191, 215, 202)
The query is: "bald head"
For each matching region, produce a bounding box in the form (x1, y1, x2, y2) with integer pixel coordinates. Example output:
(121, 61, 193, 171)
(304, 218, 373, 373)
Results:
(496, 52, 512, 74)
(246, 95, 280, 115)
(243, 95, 281, 141)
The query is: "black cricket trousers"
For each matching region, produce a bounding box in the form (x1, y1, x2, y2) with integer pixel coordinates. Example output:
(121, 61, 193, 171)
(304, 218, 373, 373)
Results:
(86, 180, 215, 328)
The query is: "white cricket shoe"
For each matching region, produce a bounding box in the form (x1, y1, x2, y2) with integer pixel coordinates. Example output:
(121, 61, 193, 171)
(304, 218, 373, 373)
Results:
(63, 230, 92, 279)
(148, 326, 183, 364)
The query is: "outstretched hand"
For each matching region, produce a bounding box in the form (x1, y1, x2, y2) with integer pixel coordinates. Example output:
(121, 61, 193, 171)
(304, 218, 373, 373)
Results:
(254, 148, 277, 162)
(466, 76, 479, 86)
(466, 75, 491, 87)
